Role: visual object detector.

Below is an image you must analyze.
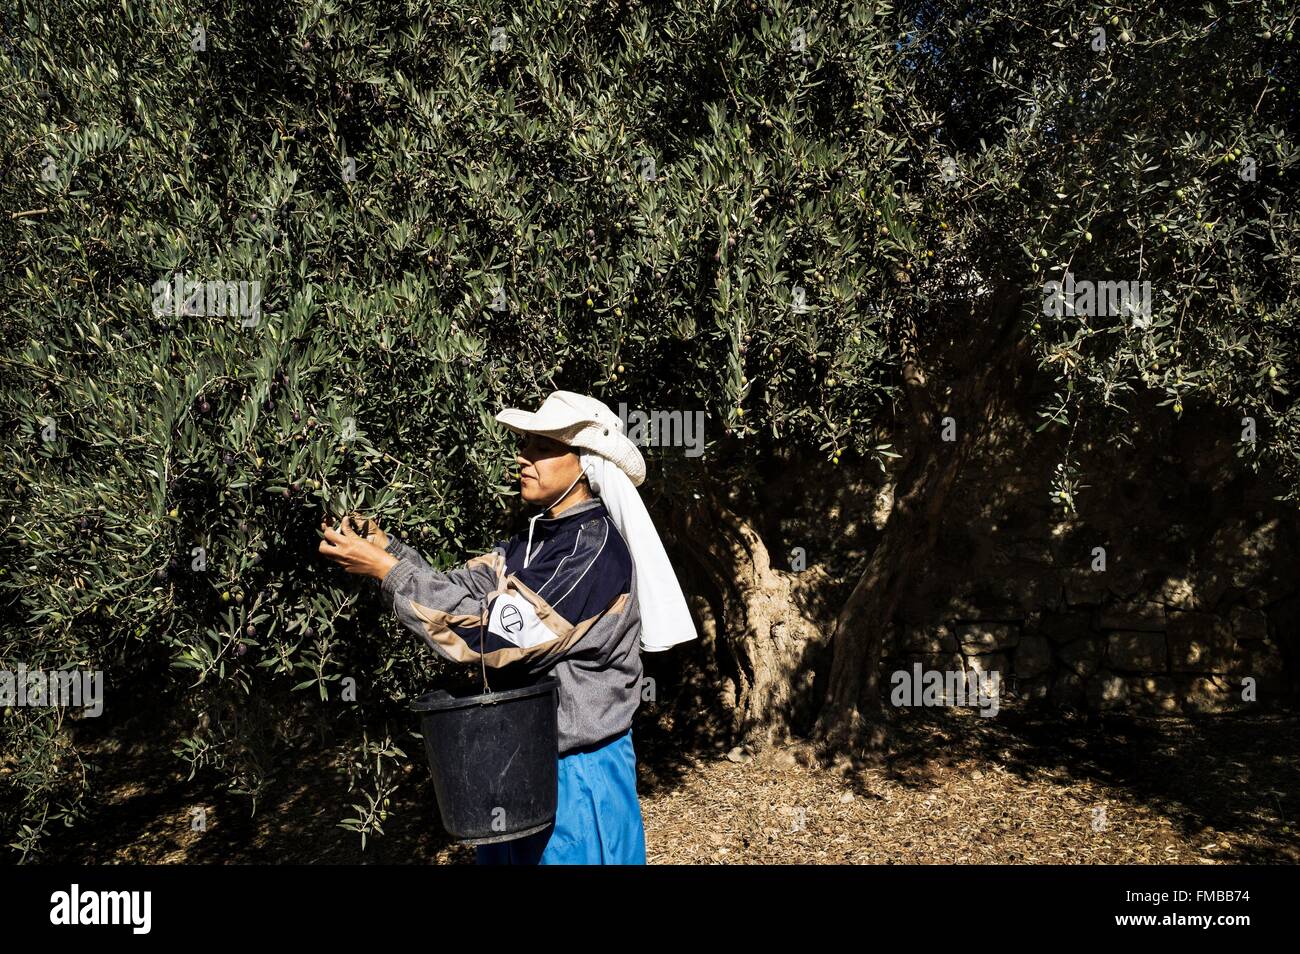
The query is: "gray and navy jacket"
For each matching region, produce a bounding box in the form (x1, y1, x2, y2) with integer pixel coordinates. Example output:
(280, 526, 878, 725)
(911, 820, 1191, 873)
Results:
(377, 497, 642, 755)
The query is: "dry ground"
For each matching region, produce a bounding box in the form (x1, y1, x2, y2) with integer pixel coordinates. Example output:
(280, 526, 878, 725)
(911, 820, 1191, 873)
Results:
(28, 700, 1300, 864)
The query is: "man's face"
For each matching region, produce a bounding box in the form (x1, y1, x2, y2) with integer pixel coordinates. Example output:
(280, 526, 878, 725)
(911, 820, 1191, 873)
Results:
(515, 433, 582, 506)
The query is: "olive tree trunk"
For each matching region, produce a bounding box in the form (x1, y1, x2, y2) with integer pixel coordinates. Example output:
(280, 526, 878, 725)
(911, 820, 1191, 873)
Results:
(810, 283, 1028, 755)
(676, 498, 832, 750)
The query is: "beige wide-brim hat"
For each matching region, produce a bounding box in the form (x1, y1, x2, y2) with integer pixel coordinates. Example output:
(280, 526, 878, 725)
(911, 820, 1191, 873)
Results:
(496, 390, 646, 486)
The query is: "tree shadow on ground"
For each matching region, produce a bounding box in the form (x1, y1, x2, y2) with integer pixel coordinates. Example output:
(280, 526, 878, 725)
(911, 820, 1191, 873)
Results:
(857, 701, 1300, 863)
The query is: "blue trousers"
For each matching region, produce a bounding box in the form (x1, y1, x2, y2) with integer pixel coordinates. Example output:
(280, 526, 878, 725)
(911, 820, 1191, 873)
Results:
(475, 728, 646, 865)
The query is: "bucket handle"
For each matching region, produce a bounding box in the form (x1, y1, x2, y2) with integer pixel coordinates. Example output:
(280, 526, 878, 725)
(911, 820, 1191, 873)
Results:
(478, 597, 493, 700)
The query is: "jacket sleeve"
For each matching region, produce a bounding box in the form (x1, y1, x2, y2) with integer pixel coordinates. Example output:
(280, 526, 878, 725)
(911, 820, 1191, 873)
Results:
(377, 537, 508, 665)
(379, 519, 631, 671)
(383, 533, 432, 570)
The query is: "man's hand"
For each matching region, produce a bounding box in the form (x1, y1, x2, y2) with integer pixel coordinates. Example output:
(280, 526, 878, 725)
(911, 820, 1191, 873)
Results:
(319, 515, 399, 580)
(350, 513, 389, 550)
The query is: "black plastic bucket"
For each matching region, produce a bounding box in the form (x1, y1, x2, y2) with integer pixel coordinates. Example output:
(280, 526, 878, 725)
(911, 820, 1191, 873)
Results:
(411, 678, 560, 845)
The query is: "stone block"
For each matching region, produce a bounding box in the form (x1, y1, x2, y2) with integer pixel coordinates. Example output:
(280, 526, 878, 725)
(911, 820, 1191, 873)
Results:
(1058, 637, 1103, 678)
(948, 592, 1023, 621)
(1063, 568, 1109, 606)
(982, 571, 1060, 610)
(1014, 634, 1052, 679)
(1050, 671, 1087, 707)
(1011, 541, 1055, 565)
(1087, 670, 1130, 709)
(901, 623, 959, 654)
(1015, 675, 1052, 702)
(1234, 641, 1286, 690)
(965, 652, 1009, 679)
(956, 623, 1019, 653)
(1123, 675, 1181, 714)
(1098, 599, 1166, 632)
(1229, 606, 1268, 642)
(1105, 631, 1168, 672)
(1037, 611, 1094, 645)
(1190, 568, 1238, 612)
(1152, 576, 1198, 610)
(1167, 611, 1235, 672)
(1180, 675, 1238, 714)
(1104, 563, 1146, 600)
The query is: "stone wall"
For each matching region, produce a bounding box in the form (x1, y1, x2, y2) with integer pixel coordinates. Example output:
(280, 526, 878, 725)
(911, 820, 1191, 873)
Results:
(889, 595, 1289, 715)
(881, 396, 1299, 714)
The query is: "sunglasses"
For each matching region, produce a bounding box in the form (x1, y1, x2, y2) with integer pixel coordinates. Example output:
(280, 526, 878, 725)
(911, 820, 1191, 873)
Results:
(514, 433, 569, 455)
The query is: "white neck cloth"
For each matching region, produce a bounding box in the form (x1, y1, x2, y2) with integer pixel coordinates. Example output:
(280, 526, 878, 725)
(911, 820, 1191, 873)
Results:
(579, 451, 697, 652)
(522, 451, 697, 653)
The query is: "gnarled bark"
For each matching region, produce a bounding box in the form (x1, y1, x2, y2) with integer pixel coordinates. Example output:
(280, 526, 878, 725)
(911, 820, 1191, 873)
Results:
(811, 284, 1028, 756)
(677, 498, 832, 751)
